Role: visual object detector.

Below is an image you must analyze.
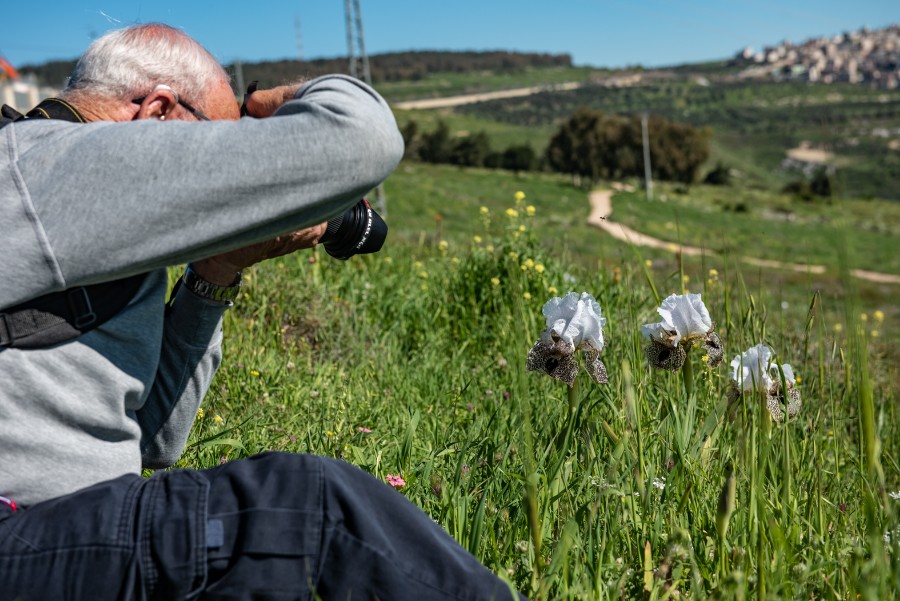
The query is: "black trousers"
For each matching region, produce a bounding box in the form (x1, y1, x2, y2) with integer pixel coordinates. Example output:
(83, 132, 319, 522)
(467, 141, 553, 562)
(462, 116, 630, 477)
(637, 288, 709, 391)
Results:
(0, 452, 523, 601)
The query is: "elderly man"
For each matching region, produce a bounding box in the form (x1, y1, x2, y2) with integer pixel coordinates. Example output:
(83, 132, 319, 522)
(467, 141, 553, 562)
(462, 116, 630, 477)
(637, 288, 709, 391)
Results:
(0, 23, 521, 601)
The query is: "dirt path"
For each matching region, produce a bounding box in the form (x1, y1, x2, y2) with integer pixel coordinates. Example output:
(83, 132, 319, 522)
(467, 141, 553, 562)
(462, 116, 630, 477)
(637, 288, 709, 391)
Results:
(392, 82, 581, 110)
(587, 190, 900, 284)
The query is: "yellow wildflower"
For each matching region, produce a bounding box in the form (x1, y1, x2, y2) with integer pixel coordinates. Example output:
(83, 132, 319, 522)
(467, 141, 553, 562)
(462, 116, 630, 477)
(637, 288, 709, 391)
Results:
(438, 240, 449, 251)
(451, 257, 460, 264)
(250, 370, 260, 377)
(523, 292, 532, 300)
(418, 271, 428, 279)
(383, 256, 393, 264)
(873, 310, 884, 322)
(213, 415, 224, 424)
(473, 235, 482, 244)
(526, 205, 536, 216)
(871, 330, 880, 338)
(682, 274, 690, 283)
(520, 264, 528, 271)
(327, 431, 335, 437)
(524, 258, 535, 268)
(505, 208, 518, 218)
(701, 355, 709, 362)
(547, 286, 558, 294)
(196, 407, 204, 419)
(518, 225, 526, 232)
(485, 245, 494, 253)
(708, 268, 719, 279)
(534, 263, 545, 274)
(860, 313, 868, 322)
(833, 323, 843, 333)
(480, 206, 489, 215)
(795, 376, 801, 383)
(514, 191, 526, 202)
(491, 277, 500, 287)
(508, 251, 518, 260)
(645, 259, 653, 267)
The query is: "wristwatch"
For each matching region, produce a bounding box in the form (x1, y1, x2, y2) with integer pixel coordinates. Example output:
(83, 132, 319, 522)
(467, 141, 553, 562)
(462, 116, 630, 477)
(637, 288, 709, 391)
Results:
(182, 264, 242, 304)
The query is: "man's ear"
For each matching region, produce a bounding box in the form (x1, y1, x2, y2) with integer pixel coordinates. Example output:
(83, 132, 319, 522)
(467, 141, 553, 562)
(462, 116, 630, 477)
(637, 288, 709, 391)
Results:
(134, 87, 179, 121)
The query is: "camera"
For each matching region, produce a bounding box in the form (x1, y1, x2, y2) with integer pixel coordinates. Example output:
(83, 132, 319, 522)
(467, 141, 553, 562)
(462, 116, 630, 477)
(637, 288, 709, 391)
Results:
(321, 198, 388, 260)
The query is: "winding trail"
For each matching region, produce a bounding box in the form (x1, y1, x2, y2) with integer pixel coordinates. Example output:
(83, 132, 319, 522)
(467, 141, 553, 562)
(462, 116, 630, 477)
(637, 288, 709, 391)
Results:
(587, 189, 900, 285)
(392, 82, 582, 110)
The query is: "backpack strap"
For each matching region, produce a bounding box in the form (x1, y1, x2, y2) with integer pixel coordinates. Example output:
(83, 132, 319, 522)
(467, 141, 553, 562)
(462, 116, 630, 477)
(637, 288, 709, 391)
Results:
(0, 275, 146, 349)
(0, 98, 148, 349)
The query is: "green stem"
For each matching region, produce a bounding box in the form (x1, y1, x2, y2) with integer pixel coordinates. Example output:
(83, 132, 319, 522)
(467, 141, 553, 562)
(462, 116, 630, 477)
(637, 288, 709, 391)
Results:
(567, 379, 578, 416)
(681, 350, 694, 398)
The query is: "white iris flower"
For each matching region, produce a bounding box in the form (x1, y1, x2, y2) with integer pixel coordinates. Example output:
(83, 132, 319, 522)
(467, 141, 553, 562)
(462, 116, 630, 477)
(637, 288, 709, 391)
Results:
(641, 293, 722, 371)
(540, 292, 606, 352)
(727, 343, 801, 422)
(730, 344, 795, 392)
(527, 292, 608, 385)
(641, 292, 712, 347)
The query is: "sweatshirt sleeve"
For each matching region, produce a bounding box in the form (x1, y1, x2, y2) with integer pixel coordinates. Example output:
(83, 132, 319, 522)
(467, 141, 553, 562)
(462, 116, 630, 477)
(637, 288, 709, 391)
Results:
(1, 74, 403, 309)
(136, 281, 228, 468)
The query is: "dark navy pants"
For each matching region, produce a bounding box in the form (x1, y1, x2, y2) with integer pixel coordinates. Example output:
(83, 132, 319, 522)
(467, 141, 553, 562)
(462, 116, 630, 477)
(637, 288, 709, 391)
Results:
(0, 452, 522, 601)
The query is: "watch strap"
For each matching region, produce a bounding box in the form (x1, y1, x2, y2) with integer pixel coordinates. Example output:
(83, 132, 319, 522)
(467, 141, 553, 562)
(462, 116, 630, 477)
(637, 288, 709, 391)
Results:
(182, 264, 242, 304)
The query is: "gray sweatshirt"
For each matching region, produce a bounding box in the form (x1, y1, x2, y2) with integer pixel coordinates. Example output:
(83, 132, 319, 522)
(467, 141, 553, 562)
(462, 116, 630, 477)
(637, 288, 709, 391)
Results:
(0, 75, 404, 506)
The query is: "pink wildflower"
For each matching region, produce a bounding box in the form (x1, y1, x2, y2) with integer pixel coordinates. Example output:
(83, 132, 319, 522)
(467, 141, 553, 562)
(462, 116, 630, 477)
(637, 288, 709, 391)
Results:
(385, 474, 406, 488)
(357, 427, 372, 433)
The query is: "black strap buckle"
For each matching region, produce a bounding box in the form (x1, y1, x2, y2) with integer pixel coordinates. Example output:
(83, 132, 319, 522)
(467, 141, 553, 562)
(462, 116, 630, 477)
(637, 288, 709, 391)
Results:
(67, 287, 97, 329)
(0, 313, 12, 347)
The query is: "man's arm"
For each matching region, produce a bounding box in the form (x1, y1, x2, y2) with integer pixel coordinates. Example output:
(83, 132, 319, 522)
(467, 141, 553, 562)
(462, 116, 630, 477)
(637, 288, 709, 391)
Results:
(137, 278, 228, 467)
(1, 74, 403, 309)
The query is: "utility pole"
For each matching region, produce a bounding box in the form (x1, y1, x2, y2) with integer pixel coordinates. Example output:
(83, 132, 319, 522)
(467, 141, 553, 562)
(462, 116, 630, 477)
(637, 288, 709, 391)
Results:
(234, 59, 245, 101)
(294, 16, 304, 61)
(641, 113, 653, 200)
(344, 0, 385, 215)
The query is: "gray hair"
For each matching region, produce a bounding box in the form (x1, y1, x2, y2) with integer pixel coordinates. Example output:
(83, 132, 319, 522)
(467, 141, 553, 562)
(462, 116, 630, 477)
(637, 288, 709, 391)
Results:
(63, 23, 229, 104)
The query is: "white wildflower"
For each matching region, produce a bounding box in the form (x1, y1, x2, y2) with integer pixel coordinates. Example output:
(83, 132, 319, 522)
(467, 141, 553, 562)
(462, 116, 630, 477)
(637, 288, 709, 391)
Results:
(527, 292, 608, 385)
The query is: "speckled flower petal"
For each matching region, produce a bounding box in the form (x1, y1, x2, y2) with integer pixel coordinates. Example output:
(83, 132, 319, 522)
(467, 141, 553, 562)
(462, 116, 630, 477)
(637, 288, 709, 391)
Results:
(645, 339, 687, 372)
(583, 349, 608, 384)
(526, 339, 579, 386)
(704, 331, 724, 369)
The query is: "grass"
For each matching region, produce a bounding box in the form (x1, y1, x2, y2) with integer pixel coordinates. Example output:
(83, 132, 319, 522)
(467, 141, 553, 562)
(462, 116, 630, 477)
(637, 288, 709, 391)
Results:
(375, 66, 602, 103)
(172, 165, 899, 599)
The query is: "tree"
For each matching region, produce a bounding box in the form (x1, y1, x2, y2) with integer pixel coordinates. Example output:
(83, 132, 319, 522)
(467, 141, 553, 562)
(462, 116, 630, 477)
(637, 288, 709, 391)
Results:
(547, 108, 711, 186)
(449, 131, 492, 167)
(501, 144, 536, 174)
(419, 120, 452, 164)
(400, 120, 421, 161)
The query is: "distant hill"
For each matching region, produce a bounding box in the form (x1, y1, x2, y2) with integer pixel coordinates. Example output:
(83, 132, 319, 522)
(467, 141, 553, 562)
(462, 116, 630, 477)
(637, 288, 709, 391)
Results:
(18, 50, 574, 90)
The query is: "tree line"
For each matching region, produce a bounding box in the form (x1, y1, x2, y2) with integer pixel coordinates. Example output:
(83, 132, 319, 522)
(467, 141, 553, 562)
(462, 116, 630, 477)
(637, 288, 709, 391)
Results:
(19, 50, 573, 89)
(402, 108, 711, 186)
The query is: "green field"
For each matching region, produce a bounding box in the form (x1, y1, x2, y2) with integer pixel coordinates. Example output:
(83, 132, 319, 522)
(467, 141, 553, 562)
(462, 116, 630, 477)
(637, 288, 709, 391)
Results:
(376, 65, 601, 102)
(389, 75, 900, 201)
(174, 163, 898, 599)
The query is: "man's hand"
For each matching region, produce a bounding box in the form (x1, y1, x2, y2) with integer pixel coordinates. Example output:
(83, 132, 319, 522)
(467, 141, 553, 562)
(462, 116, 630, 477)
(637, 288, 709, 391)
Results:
(190, 222, 327, 285)
(242, 82, 306, 118)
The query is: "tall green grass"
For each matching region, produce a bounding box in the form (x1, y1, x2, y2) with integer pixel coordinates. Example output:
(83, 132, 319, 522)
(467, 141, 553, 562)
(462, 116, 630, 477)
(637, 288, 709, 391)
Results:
(177, 186, 898, 599)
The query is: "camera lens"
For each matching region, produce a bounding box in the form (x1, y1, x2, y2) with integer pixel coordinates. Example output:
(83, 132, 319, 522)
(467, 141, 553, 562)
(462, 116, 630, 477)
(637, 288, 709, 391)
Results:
(320, 198, 388, 260)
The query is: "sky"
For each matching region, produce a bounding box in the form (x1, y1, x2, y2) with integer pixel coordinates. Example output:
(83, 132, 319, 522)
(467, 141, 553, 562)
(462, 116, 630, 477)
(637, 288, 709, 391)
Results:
(1, 1, 897, 70)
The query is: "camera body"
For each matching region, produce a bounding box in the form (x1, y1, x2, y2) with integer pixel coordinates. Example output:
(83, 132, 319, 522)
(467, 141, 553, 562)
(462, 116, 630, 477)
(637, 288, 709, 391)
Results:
(321, 198, 388, 260)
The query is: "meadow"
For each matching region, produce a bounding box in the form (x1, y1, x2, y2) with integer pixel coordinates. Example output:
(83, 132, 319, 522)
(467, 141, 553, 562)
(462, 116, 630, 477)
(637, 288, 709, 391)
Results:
(174, 165, 899, 599)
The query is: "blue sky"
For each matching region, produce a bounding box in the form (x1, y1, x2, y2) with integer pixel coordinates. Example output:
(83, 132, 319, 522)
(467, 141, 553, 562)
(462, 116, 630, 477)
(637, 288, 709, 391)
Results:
(1, 1, 896, 69)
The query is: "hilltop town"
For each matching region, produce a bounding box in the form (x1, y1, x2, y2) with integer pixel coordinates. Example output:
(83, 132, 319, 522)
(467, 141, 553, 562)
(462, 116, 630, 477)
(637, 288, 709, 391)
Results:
(732, 24, 900, 89)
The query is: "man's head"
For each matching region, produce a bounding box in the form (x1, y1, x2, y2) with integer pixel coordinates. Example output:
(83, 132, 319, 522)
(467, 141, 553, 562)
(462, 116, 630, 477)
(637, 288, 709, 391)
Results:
(61, 23, 239, 122)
